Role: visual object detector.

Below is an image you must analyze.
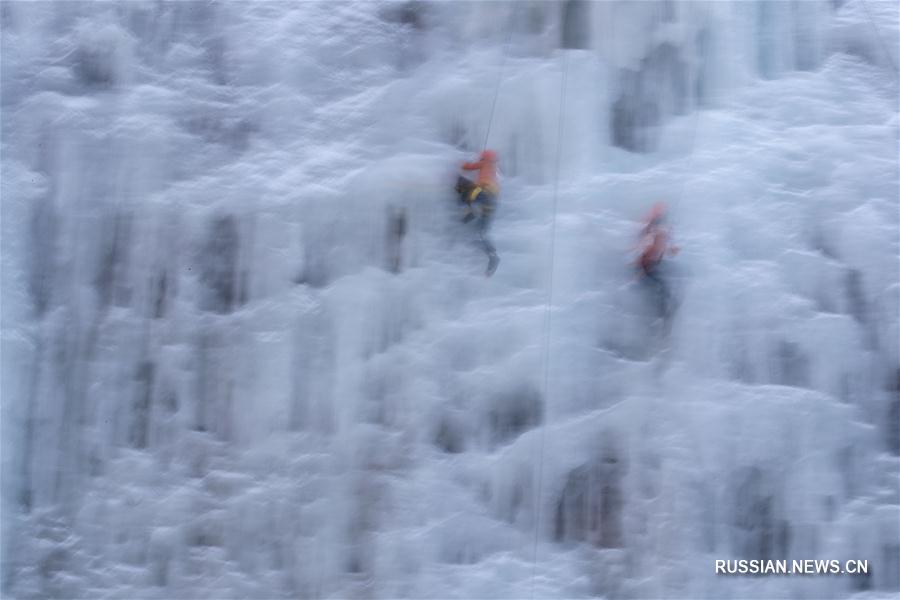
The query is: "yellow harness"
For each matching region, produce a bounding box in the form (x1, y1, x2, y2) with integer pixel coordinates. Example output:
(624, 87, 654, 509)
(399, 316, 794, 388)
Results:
(467, 183, 498, 203)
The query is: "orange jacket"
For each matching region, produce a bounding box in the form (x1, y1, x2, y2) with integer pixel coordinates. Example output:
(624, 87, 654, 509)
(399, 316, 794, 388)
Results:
(461, 159, 499, 193)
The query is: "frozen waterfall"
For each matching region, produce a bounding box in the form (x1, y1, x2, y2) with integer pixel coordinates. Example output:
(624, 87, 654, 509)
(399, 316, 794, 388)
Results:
(1, 1, 898, 598)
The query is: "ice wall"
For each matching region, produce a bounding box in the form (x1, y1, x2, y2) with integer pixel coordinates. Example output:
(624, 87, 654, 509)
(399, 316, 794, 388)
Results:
(1, 1, 898, 598)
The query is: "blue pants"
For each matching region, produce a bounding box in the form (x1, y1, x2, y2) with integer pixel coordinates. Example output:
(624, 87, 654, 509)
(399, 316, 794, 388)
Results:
(456, 176, 497, 256)
(641, 262, 672, 320)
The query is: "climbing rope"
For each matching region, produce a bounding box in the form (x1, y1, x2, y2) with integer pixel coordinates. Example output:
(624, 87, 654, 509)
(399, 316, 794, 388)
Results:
(482, 6, 518, 151)
(531, 49, 569, 600)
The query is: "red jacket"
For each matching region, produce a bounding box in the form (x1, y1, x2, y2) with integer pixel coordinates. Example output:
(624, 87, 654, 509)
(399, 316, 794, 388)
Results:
(639, 229, 676, 271)
(637, 203, 678, 272)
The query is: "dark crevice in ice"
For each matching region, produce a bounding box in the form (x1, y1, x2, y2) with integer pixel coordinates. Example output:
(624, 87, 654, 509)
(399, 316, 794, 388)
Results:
(485, 385, 543, 447)
(610, 42, 689, 153)
(731, 466, 790, 560)
(199, 215, 240, 314)
(554, 440, 625, 548)
(560, 0, 590, 50)
(28, 198, 59, 317)
(94, 212, 133, 310)
(886, 368, 900, 456)
(378, 1, 428, 31)
(130, 360, 155, 449)
(772, 340, 809, 388)
(435, 410, 466, 454)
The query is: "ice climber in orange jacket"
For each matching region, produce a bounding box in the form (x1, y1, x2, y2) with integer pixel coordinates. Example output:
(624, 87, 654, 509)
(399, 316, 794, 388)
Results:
(636, 202, 679, 320)
(455, 149, 500, 276)
(637, 202, 679, 274)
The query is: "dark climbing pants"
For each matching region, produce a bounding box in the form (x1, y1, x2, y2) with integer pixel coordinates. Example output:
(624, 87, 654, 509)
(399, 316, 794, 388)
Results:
(456, 176, 497, 256)
(642, 263, 672, 320)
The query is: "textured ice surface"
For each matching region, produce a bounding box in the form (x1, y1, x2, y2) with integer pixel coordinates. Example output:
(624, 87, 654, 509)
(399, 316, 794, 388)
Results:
(1, 1, 898, 598)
